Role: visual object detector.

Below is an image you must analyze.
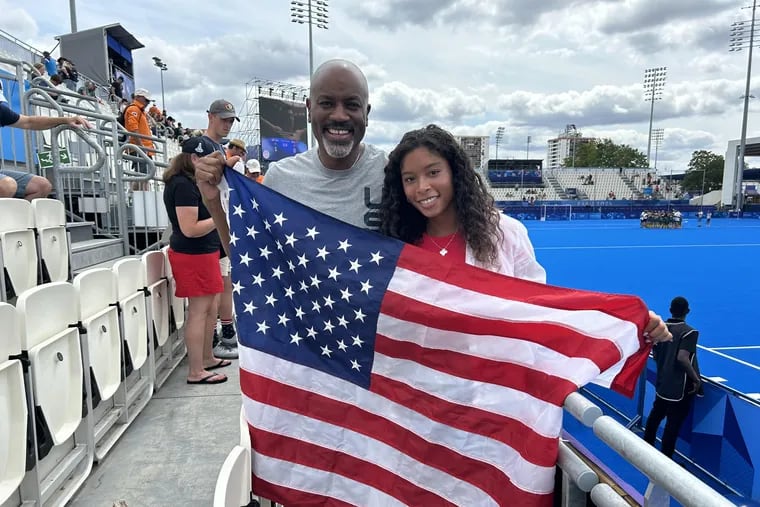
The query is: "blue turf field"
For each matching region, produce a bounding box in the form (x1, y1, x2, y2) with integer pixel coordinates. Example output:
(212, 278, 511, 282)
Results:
(524, 217, 760, 397)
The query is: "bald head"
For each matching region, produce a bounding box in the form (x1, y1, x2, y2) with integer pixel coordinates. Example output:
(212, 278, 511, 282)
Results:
(310, 59, 369, 102)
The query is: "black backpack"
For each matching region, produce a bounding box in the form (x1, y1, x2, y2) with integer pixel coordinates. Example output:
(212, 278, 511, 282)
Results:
(116, 106, 133, 142)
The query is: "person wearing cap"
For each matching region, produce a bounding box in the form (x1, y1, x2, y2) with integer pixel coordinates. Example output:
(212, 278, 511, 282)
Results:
(125, 88, 155, 190)
(163, 136, 231, 385)
(245, 159, 264, 183)
(643, 296, 702, 458)
(226, 138, 246, 160)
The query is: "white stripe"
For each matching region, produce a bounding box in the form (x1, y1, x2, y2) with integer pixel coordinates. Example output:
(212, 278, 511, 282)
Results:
(698, 345, 760, 372)
(711, 346, 760, 351)
(389, 267, 640, 366)
(243, 397, 497, 506)
(252, 452, 406, 507)
(240, 346, 556, 495)
(377, 313, 602, 387)
(372, 351, 562, 438)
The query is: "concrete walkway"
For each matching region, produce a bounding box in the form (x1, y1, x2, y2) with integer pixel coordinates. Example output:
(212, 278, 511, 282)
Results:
(71, 357, 242, 507)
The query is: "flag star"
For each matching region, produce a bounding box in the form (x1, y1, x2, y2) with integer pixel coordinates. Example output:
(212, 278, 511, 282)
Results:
(272, 266, 284, 279)
(320, 344, 333, 357)
(239, 252, 252, 267)
(336, 315, 349, 328)
(360, 279, 373, 294)
(278, 313, 291, 326)
(297, 254, 309, 268)
(232, 281, 244, 295)
(370, 251, 384, 265)
(244, 301, 257, 314)
(300, 280, 310, 292)
(273, 212, 288, 226)
(287, 260, 297, 272)
(257, 321, 270, 334)
(310, 275, 322, 289)
(350, 359, 361, 371)
(354, 308, 366, 322)
(316, 246, 329, 260)
(275, 240, 284, 252)
(311, 300, 321, 313)
(337, 340, 348, 352)
(337, 239, 352, 252)
(246, 225, 259, 239)
(264, 219, 272, 231)
(306, 326, 318, 338)
(349, 259, 362, 273)
(252, 273, 265, 287)
(352, 335, 364, 347)
(285, 233, 298, 247)
(251, 198, 259, 210)
(323, 320, 335, 333)
(305, 226, 320, 240)
(265, 293, 278, 307)
(340, 287, 353, 302)
(259, 245, 272, 259)
(294, 306, 305, 319)
(229, 232, 239, 247)
(290, 332, 303, 345)
(327, 267, 341, 281)
(323, 294, 335, 309)
(284, 286, 295, 299)
(233, 204, 245, 218)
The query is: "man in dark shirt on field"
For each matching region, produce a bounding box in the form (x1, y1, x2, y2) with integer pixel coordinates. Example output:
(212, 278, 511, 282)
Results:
(643, 296, 701, 458)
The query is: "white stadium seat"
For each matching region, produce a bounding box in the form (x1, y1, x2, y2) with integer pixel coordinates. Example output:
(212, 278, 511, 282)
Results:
(213, 446, 252, 507)
(113, 259, 149, 371)
(162, 245, 185, 330)
(142, 251, 169, 347)
(0, 198, 38, 299)
(0, 303, 27, 505)
(32, 198, 70, 283)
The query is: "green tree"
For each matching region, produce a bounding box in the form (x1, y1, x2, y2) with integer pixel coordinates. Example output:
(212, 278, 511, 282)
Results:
(681, 150, 724, 194)
(563, 138, 647, 168)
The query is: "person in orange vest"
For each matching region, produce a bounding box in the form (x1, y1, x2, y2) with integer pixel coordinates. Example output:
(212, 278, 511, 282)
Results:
(245, 159, 264, 183)
(226, 138, 247, 160)
(125, 88, 155, 190)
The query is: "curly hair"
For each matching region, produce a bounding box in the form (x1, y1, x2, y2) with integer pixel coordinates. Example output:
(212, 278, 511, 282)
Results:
(380, 124, 503, 267)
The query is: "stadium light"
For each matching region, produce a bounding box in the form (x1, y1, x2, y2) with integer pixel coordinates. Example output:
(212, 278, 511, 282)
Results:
(651, 128, 664, 171)
(729, 0, 759, 210)
(152, 56, 168, 112)
(643, 67, 667, 169)
(290, 0, 329, 82)
(494, 126, 505, 159)
(567, 124, 579, 168)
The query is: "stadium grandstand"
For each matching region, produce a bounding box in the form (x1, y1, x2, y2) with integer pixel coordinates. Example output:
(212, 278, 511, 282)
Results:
(0, 24, 757, 507)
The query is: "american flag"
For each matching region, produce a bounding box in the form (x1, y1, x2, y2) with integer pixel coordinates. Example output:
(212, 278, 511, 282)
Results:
(222, 169, 651, 506)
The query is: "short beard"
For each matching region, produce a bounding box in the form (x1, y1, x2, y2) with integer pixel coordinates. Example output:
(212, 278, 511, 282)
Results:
(322, 139, 355, 159)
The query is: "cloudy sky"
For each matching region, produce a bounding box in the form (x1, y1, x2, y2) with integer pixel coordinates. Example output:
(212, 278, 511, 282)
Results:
(3, 0, 757, 172)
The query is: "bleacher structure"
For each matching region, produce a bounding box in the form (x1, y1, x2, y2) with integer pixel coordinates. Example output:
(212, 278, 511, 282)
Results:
(0, 41, 743, 507)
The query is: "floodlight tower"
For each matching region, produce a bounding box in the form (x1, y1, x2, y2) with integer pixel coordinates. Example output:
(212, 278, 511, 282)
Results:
(651, 128, 664, 171)
(290, 0, 329, 82)
(643, 67, 667, 168)
(494, 126, 505, 158)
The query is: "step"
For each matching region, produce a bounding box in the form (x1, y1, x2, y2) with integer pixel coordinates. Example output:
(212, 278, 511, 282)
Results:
(70, 238, 126, 273)
(67, 221, 96, 243)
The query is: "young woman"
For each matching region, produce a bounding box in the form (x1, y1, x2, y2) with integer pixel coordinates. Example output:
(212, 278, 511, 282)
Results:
(164, 137, 230, 384)
(380, 124, 546, 281)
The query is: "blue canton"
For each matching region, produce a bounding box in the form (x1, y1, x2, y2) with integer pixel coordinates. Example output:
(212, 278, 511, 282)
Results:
(225, 169, 404, 388)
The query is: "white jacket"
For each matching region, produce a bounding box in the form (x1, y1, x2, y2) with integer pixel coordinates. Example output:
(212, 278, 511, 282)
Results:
(465, 214, 546, 283)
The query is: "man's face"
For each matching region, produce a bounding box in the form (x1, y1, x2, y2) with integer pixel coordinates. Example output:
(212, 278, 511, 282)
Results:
(307, 66, 370, 165)
(229, 145, 246, 158)
(207, 113, 235, 140)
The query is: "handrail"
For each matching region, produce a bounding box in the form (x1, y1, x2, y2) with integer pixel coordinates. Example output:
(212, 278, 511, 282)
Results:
(50, 124, 106, 173)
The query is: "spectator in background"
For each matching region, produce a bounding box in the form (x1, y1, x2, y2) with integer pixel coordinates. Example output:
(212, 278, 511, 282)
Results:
(226, 138, 246, 160)
(41, 51, 57, 77)
(125, 88, 155, 191)
(245, 159, 263, 183)
(110, 76, 124, 101)
(56, 57, 78, 90)
(78, 81, 98, 98)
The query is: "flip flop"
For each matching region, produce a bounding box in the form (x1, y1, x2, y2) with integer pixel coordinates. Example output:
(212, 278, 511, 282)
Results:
(205, 359, 232, 371)
(187, 373, 228, 385)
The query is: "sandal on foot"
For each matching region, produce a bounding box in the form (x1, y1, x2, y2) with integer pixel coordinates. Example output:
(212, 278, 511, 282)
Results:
(187, 373, 227, 385)
(205, 359, 232, 371)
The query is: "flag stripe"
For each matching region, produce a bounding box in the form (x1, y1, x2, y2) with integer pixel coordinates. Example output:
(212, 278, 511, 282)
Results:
(251, 456, 404, 507)
(376, 333, 577, 406)
(248, 423, 455, 506)
(377, 313, 602, 387)
(241, 370, 541, 505)
(369, 371, 559, 467)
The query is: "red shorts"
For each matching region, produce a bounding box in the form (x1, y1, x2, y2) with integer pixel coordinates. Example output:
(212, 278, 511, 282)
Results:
(167, 248, 223, 298)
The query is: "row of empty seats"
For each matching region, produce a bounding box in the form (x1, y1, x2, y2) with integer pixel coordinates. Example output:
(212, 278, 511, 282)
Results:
(551, 169, 636, 200)
(0, 247, 187, 507)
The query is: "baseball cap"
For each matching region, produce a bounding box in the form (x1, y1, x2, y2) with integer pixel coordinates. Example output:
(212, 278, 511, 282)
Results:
(207, 99, 239, 121)
(228, 138, 246, 151)
(134, 88, 151, 100)
(181, 136, 218, 157)
(245, 159, 261, 173)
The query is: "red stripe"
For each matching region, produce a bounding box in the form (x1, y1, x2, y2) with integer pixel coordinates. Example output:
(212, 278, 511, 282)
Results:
(381, 290, 623, 371)
(252, 475, 355, 507)
(250, 426, 453, 506)
(610, 346, 650, 397)
(241, 369, 546, 506)
(397, 245, 649, 335)
(375, 333, 577, 406)
(370, 371, 559, 467)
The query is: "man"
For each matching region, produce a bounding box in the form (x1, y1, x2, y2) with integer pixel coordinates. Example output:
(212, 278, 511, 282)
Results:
(643, 296, 701, 458)
(41, 51, 57, 77)
(110, 76, 124, 101)
(0, 100, 90, 199)
(245, 159, 264, 183)
(226, 138, 247, 160)
(195, 58, 386, 241)
(125, 89, 155, 191)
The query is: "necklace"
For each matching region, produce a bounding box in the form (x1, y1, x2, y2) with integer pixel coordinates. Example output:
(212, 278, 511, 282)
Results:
(427, 229, 459, 256)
